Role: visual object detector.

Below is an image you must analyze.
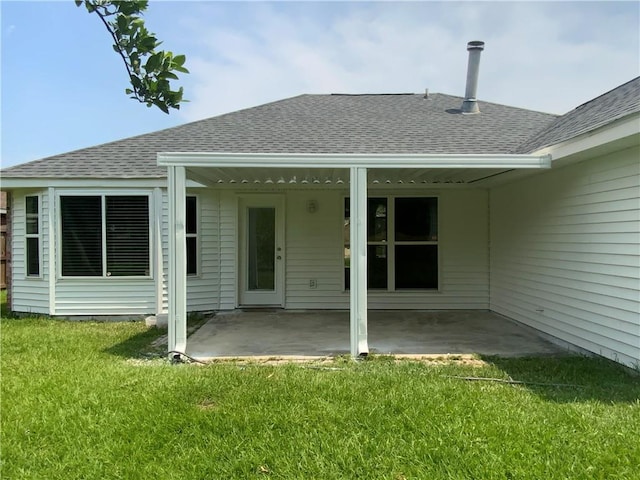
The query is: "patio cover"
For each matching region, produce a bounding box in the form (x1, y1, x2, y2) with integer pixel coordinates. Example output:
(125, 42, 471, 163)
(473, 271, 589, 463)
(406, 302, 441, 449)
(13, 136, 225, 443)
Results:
(158, 152, 551, 358)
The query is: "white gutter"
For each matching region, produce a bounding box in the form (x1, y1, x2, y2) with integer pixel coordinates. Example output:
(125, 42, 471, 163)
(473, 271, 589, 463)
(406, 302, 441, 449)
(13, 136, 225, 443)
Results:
(158, 153, 551, 170)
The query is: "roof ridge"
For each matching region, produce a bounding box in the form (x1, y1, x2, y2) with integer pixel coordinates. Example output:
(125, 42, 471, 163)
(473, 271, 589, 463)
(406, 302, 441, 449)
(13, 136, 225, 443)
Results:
(330, 93, 416, 96)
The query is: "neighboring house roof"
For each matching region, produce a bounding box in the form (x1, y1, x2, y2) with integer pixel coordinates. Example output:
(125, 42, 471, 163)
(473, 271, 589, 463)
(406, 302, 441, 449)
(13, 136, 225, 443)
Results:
(516, 76, 640, 153)
(2, 93, 556, 179)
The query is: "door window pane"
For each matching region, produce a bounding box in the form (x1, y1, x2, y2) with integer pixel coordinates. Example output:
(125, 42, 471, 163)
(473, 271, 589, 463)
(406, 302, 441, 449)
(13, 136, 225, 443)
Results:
(395, 198, 438, 241)
(395, 245, 438, 289)
(248, 207, 275, 290)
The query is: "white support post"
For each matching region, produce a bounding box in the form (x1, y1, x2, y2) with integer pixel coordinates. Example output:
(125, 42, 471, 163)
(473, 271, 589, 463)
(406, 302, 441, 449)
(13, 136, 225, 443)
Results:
(350, 167, 369, 357)
(167, 166, 187, 356)
(48, 187, 56, 315)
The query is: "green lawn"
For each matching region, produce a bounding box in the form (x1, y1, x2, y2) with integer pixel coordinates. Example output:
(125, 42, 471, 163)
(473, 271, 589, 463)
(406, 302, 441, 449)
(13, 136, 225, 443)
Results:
(1, 310, 639, 479)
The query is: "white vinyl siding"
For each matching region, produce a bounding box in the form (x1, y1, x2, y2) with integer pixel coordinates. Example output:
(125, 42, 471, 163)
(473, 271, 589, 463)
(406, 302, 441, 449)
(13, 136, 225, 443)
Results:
(54, 279, 156, 315)
(159, 189, 169, 313)
(186, 189, 222, 311)
(286, 191, 346, 308)
(490, 145, 640, 367)
(159, 188, 229, 314)
(284, 189, 489, 309)
(219, 190, 239, 309)
(11, 190, 49, 314)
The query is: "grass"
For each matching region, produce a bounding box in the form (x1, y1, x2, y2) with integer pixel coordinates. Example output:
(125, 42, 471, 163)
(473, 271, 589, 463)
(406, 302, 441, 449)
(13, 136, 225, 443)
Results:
(1, 307, 639, 479)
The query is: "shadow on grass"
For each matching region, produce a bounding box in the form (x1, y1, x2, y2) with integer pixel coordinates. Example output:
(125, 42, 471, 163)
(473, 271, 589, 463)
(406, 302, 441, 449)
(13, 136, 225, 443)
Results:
(103, 327, 167, 359)
(103, 315, 211, 360)
(479, 354, 640, 404)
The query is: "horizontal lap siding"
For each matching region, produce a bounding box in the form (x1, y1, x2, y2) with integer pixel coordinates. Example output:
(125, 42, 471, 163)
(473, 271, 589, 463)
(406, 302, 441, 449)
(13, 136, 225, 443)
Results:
(160, 190, 169, 313)
(55, 279, 156, 315)
(160, 189, 226, 313)
(490, 146, 640, 367)
(218, 191, 237, 310)
(284, 189, 489, 310)
(11, 190, 49, 314)
(186, 189, 221, 311)
(285, 191, 348, 309)
(439, 190, 489, 307)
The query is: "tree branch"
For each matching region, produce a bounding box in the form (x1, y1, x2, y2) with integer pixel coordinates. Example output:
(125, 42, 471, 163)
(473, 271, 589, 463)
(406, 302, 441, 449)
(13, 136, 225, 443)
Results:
(77, 0, 188, 113)
(91, 6, 144, 103)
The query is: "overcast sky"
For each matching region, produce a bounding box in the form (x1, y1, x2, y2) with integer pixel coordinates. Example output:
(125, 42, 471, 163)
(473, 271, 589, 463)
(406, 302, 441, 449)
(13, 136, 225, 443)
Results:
(2, 1, 639, 168)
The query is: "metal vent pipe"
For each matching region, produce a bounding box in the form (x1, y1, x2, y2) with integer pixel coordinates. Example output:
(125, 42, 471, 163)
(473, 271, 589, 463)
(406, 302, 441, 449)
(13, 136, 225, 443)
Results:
(461, 40, 485, 114)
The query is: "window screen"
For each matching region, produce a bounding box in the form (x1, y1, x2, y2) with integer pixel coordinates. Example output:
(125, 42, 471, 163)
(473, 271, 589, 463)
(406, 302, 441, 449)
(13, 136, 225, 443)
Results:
(61, 195, 150, 277)
(106, 196, 149, 276)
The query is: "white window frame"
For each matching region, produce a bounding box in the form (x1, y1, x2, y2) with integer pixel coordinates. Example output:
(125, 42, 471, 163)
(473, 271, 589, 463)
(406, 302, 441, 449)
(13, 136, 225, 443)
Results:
(25, 194, 42, 278)
(56, 190, 153, 279)
(186, 194, 199, 277)
(343, 194, 439, 292)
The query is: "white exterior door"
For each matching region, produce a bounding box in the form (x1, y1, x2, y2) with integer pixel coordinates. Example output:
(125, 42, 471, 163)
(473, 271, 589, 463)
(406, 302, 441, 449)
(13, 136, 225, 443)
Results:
(238, 195, 285, 307)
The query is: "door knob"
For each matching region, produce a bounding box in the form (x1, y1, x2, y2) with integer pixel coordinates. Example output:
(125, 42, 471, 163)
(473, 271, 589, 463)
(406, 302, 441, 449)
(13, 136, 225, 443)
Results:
(277, 255, 282, 260)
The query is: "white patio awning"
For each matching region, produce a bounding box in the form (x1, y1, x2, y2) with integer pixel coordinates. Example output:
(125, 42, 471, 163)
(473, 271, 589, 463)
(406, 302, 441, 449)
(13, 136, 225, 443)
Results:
(159, 152, 551, 186)
(160, 152, 551, 359)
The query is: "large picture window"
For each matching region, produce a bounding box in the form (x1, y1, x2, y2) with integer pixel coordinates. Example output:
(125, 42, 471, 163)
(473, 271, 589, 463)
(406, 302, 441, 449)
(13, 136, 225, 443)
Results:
(60, 195, 150, 277)
(25, 195, 41, 277)
(344, 196, 438, 290)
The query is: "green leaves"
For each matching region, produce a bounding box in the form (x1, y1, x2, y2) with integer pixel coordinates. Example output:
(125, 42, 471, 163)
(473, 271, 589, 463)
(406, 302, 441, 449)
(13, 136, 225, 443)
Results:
(77, 0, 188, 114)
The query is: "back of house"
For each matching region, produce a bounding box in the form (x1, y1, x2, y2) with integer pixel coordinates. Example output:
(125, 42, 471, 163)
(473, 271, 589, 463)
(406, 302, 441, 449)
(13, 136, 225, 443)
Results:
(2, 53, 638, 367)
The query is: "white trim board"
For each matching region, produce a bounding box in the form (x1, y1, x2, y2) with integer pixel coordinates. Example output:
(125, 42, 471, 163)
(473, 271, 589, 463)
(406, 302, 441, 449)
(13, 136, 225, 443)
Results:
(158, 152, 551, 170)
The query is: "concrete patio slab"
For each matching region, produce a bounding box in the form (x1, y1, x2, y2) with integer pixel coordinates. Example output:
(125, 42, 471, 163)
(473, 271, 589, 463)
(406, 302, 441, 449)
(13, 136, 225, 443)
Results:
(186, 310, 564, 360)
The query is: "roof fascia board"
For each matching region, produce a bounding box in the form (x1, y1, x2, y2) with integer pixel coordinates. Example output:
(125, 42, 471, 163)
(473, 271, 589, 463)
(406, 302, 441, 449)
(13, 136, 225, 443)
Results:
(533, 112, 640, 162)
(0, 178, 206, 189)
(158, 153, 551, 170)
(0, 178, 167, 189)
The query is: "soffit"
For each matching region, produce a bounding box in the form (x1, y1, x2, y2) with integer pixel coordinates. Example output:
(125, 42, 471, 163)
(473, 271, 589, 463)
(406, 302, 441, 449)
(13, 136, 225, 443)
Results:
(186, 166, 512, 187)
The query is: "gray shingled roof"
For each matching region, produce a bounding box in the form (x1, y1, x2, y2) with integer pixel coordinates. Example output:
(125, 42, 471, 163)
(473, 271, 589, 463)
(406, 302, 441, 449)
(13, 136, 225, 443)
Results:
(2, 93, 556, 179)
(516, 76, 640, 153)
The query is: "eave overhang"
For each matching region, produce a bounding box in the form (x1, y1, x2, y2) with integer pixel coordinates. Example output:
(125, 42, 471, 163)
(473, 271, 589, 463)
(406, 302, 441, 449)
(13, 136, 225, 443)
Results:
(532, 112, 640, 166)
